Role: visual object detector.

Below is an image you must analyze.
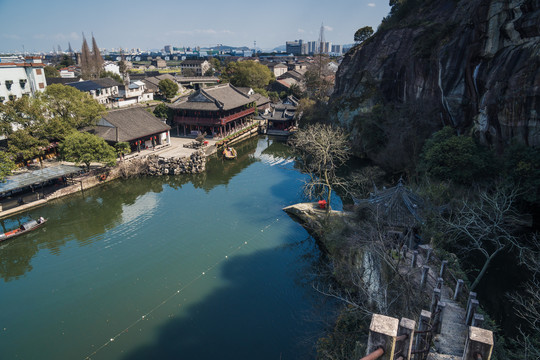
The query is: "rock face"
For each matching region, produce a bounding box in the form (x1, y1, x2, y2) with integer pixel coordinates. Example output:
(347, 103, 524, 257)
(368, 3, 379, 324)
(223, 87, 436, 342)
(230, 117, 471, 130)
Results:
(145, 151, 206, 176)
(332, 0, 540, 168)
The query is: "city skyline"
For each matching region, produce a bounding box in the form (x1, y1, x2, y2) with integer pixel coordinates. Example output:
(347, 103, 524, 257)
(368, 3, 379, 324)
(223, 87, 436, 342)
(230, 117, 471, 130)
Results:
(0, 0, 390, 53)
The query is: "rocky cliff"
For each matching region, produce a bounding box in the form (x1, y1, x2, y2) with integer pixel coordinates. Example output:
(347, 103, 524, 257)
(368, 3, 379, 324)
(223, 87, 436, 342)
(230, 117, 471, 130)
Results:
(332, 0, 540, 170)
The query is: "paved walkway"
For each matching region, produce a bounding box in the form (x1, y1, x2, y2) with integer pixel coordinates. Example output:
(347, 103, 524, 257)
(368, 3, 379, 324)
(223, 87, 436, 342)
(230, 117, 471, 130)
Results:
(402, 246, 468, 359)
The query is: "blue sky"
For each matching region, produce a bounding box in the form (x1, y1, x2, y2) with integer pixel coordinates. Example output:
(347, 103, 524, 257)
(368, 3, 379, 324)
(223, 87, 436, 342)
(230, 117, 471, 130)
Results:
(0, 0, 390, 53)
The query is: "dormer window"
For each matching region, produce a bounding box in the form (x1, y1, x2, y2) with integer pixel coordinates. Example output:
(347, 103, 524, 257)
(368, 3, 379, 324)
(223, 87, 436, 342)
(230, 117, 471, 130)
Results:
(5, 80, 13, 90)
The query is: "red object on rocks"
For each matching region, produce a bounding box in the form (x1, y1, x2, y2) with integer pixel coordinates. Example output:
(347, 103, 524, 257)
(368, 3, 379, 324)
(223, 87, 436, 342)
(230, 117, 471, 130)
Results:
(318, 200, 327, 209)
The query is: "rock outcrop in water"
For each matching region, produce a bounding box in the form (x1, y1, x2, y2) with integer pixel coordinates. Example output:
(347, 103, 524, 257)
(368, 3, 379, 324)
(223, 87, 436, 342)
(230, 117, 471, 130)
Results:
(331, 0, 540, 170)
(145, 151, 206, 176)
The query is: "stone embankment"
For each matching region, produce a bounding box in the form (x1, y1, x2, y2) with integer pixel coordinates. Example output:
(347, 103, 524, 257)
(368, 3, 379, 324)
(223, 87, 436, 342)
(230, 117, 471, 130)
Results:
(144, 151, 206, 176)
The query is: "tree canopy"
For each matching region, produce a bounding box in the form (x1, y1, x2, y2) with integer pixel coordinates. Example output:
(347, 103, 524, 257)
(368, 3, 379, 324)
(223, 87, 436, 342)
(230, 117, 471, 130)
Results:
(221, 60, 274, 89)
(0, 152, 15, 182)
(158, 79, 179, 99)
(354, 26, 374, 43)
(419, 127, 494, 184)
(59, 131, 116, 170)
(41, 84, 107, 137)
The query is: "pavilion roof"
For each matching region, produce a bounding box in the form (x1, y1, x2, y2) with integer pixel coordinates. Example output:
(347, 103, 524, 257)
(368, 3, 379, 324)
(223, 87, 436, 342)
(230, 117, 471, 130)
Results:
(357, 180, 426, 227)
(169, 83, 257, 112)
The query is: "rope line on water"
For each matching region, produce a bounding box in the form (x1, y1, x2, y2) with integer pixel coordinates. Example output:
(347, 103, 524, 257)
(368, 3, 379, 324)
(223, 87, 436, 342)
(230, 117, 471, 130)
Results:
(84, 216, 283, 359)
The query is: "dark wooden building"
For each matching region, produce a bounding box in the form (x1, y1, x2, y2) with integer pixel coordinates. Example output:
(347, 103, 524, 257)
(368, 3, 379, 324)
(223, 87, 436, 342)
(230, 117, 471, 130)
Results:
(169, 83, 264, 138)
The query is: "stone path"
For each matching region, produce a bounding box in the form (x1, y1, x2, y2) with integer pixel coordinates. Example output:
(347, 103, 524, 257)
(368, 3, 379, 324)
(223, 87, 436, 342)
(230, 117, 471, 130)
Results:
(403, 246, 468, 359)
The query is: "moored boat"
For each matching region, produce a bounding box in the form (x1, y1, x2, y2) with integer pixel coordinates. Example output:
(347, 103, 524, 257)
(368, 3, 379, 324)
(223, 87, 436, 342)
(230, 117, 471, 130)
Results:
(0, 217, 47, 243)
(222, 147, 237, 159)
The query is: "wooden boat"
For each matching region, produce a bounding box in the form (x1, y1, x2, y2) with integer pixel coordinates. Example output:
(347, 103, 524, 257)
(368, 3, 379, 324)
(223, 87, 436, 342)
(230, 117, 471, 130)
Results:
(0, 218, 47, 243)
(222, 147, 237, 159)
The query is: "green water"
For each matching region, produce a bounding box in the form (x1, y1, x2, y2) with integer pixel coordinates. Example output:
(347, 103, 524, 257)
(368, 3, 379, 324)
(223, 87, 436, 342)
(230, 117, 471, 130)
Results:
(0, 137, 340, 360)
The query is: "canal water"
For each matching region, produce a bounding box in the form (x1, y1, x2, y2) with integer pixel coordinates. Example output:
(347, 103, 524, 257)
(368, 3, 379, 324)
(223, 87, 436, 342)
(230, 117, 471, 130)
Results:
(0, 137, 341, 360)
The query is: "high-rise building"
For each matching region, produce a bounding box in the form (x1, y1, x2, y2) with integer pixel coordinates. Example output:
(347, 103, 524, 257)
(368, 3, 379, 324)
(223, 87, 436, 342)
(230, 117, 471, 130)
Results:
(286, 40, 303, 56)
(331, 44, 343, 54)
(164, 45, 172, 53)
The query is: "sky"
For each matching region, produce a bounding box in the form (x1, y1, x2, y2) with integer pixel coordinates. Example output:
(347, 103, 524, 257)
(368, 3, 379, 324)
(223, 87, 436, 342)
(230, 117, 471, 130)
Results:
(0, 0, 390, 53)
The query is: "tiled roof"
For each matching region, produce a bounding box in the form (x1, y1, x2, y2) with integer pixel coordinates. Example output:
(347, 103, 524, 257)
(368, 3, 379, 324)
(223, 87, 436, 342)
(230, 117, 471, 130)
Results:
(67, 78, 121, 92)
(169, 83, 257, 111)
(89, 107, 170, 142)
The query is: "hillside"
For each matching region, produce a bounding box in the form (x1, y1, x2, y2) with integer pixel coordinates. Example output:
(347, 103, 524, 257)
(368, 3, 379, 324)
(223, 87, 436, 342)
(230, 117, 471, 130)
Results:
(330, 0, 540, 170)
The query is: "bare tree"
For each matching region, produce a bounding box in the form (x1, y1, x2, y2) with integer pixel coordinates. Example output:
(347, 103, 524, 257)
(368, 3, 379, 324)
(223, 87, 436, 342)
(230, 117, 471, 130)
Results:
(290, 124, 350, 208)
(507, 234, 540, 360)
(441, 186, 521, 290)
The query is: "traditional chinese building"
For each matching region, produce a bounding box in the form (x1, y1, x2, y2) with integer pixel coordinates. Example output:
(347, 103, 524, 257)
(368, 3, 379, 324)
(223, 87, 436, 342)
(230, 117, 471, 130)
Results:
(169, 83, 263, 138)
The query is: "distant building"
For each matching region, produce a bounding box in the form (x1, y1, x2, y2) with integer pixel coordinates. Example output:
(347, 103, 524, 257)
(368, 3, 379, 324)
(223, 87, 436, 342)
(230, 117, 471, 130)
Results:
(66, 78, 122, 107)
(261, 62, 288, 78)
(164, 45, 172, 53)
(0, 57, 47, 103)
(180, 59, 210, 76)
(151, 58, 167, 68)
(286, 40, 304, 56)
(331, 44, 343, 54)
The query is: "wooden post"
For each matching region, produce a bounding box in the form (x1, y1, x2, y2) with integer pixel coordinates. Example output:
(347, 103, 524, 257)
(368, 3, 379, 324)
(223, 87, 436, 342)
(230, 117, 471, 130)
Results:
(397, 318, 415, 360)
(411, 250, 418, 268)
(414, 310, 431, 359)
(426, 247, 432, 264)
(466, 299, 479, 326)
(431, 288, 441, 314)
(472, 314, 485, 328)
(466, 292, 477, 322)
(420, 266, 430, 287)
(439, 260, 448, 278)
(366, 314, 399, 360)
(436, 277, 444, 290)
(434, 301, 446, 334)
(454, 279, 464, 300)
(463, 326, 493, 360)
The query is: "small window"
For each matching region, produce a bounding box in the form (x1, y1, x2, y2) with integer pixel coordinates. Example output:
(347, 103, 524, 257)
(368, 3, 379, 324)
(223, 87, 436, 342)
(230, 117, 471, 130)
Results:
(39, 82, 45, 89)
(36, 69, 42, 75)
(0, 96, 5, 103)
(20, 79, 27, 88)
(5, 80, 13, 90)
(9, 95, 17, 101)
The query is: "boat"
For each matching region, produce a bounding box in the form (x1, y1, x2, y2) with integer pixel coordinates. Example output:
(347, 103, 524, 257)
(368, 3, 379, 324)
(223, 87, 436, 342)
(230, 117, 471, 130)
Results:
(0, 218, 47, 243)
(222, 147, 237, 159)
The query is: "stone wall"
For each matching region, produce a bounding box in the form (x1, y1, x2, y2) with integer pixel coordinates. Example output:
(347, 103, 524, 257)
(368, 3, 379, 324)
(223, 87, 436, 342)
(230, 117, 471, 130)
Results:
(145, 151, 206, 176)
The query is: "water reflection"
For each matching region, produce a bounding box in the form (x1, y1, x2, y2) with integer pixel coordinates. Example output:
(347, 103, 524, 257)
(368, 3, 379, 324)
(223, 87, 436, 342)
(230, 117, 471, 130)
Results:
(0, 137, 297, 283)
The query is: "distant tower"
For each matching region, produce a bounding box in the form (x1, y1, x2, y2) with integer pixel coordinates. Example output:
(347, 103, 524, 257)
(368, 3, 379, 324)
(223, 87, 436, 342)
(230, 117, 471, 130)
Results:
(253, 40, 256, 51)
(68, 42, 73, 55)
(318, 22, 326, 54)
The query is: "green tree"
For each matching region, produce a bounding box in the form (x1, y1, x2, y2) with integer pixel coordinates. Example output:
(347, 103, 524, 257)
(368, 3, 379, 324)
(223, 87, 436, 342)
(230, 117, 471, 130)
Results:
(7, 129, 49, 165)
(503, 143, 540, 205)
(115, 142, 131, 158)
(354, 26, 374, 43)
(59, 131, 116, 170)
(158, 79, 179, 99)
(221, 60, 274, 89)
(0, 152, 15, 182)
(100, 71, 123, 84)
(0, 96, 45, 136)
(419, 127, 494, 184)
(40, 84, 107, 138)
(153, 103, 171, 120)
(288, 83, 304, 99)
(44, 66, 60, 78)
